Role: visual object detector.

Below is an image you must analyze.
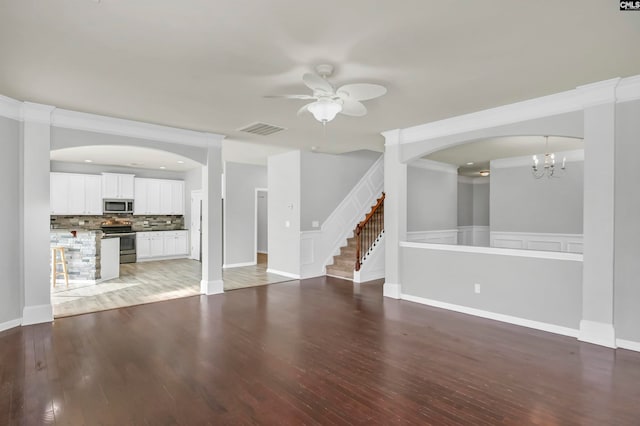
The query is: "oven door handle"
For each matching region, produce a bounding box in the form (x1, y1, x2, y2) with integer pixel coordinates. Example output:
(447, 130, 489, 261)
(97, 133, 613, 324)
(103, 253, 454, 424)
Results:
(103, 232, 137, 237)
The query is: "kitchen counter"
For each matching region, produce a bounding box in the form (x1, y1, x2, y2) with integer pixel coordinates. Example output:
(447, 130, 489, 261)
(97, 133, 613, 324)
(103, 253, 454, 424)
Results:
(50, 229, 119, 283)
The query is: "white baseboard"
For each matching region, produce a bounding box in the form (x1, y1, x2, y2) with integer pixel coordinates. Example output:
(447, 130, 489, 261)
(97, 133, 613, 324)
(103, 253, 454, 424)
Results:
(222, 262, 257, 269)
(616, 339, 640, 353)
(137, 255, 190, 262)
(22, 304, 53, 326)
(266, 269, 300, 280)
(257, 250, 268, 254)
(200, 279, 224, 295)
(579, 320, 616, 348)
(223, 261, 256, 269)
(401, 294, 579, 338)
(383, 282, 401, 299)
(0, 318, 21, 333)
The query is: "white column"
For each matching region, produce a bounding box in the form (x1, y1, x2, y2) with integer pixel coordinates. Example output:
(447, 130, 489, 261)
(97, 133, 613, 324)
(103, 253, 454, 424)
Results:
(382, 130, 407, 299)
(200, 139, 224, 295)
(578, 80, 619, 348)
(21, 102, 55, 325)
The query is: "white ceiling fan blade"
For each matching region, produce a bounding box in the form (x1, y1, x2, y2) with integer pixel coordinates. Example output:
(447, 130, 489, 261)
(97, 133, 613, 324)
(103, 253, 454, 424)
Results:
(340, 99, 367, 117)
(336, 83, 387, 101)
(264, 94, 316, 100)
(302, 73, 334, 94)
(297, 102, 314, 116)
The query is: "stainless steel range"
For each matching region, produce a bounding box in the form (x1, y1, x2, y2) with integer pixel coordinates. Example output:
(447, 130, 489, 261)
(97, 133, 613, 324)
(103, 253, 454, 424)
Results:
(101, 222, 136, 264)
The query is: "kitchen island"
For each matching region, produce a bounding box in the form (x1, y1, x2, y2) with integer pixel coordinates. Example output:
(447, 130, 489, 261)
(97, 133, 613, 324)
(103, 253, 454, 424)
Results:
(50, 230, 120, 283)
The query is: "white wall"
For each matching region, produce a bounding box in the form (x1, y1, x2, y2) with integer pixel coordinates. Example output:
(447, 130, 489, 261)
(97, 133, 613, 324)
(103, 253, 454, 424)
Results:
(407, 162, 458, 232)
(490, 160, 583, 234)
(614, 99, 640, 343)
(473, 183, 490, 226)
(300, 151, 379, 231)
(224, 162, 267, 266)
(457, 182, 473, 226)
(257, 191, 268, 253)
(50, 160, 186, 180)
(51, 127, 207, 165)
(267, 151, 301, 277)
(400, 244, 583, 332)
(0, 117, 21, 328)
(457, 180, 489, 227)
(183, 166, 202, 228)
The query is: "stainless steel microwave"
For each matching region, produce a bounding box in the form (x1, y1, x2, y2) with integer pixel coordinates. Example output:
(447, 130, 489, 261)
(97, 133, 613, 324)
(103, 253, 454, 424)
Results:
(103, 199, 134, 214)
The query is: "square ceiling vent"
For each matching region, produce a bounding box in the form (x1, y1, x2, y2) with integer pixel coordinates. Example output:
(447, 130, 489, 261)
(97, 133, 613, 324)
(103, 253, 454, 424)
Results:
(238, 122, 286, 136)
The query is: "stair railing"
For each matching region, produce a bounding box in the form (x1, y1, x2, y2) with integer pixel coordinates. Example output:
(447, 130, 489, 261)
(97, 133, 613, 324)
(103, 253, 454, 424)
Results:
(355, 192, 385, 271)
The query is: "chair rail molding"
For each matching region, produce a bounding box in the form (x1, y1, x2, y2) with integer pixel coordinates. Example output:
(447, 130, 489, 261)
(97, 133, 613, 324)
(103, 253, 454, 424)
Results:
(300, 156, 384, 279)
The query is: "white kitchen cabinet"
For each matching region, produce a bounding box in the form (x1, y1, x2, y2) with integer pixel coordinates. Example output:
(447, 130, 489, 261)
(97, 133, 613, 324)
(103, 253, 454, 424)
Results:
(136, 234, 151, 259)
(50, 173, 69, 215)
(102, 173, 135, 199)
(50, 172, 103, 215)
(171, 180, 184, 215)
(133, 178, 184, 215)
(150, 234, 164, 257)
(164, 235, 176, 256)
(84, 176, 103, 215)
(135, 230, 189, 261)
(175, 232, 188, 254)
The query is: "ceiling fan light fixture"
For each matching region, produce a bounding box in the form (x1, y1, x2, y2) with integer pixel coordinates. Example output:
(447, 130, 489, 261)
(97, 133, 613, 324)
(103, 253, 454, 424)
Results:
(307, 99, 342, 123)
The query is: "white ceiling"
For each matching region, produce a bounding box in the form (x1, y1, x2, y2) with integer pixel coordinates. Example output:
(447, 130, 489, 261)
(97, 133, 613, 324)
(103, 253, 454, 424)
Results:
(426, 136, 584, 176)
(50, 145, 201, 171)
(1, 1, 639, 155)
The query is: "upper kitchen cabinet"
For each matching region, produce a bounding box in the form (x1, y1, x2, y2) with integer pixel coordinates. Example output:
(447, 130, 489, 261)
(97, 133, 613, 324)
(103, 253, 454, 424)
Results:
(50, 173, 103, 215)
(134, 178, 184, 215)
(102, 173, 135, 199)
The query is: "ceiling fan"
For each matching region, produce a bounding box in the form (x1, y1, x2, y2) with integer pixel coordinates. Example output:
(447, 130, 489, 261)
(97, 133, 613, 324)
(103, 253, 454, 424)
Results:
(266, 64, 387, 124)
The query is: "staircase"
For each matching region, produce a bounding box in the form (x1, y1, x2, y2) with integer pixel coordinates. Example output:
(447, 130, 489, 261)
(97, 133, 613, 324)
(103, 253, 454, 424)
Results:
(326, 193, 385, 280)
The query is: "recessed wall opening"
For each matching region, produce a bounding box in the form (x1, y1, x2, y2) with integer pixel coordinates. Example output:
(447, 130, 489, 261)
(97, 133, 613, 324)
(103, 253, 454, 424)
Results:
(407, 135, 584, 253)
(49, 144, 205, 317)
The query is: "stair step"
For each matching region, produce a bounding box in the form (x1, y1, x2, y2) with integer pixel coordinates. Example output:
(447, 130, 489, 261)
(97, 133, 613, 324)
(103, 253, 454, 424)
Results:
(326, 265, 353, 279)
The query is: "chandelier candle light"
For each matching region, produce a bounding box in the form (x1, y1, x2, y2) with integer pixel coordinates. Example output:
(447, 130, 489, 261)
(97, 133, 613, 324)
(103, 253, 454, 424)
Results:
(532, 136, 566, 179)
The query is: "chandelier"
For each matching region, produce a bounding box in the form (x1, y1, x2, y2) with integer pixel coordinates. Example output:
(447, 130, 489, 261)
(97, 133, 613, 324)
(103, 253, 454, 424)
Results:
(532, 136, 566, 179)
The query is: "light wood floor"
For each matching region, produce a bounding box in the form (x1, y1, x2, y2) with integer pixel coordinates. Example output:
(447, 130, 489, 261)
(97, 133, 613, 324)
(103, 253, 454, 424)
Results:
(52, 254, 291, 317)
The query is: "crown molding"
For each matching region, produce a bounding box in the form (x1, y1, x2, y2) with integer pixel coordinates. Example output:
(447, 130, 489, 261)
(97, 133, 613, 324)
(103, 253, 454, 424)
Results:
(457, 176, 490, 184)
(576, 78, 621, 108)
(21, 102, 55, 125)
(381, 129, 402, 146)
(616, 75, 640, 103)
(409, 158, 457, 174)
(385, 74, 640, 146)
(490, 149, 584, 169)
(51, 108, 224, 148)
(0, 95, 22, 121)
(394, 88, 584, 145)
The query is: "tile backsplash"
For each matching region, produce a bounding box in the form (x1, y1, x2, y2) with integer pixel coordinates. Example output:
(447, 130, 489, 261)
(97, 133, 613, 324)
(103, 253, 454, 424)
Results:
(51, 215, 185, 231)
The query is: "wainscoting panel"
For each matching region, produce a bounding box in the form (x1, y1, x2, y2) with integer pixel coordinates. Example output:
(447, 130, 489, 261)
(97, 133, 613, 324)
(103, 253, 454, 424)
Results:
(407, 230, 458, 245)
(457, 226, 489, 247)
(490, 231, 584, 253)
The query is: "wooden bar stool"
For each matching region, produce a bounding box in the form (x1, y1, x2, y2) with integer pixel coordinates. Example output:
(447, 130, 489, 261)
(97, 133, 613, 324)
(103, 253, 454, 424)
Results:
(51, 246, 69, 288)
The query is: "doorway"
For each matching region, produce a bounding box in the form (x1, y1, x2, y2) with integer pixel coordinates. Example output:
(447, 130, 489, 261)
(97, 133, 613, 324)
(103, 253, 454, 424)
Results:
(255, 188, 268, 265)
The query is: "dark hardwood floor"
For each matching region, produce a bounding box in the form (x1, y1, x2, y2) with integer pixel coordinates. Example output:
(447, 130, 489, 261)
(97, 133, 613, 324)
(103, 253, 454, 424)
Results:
(2, 277, 640, 425)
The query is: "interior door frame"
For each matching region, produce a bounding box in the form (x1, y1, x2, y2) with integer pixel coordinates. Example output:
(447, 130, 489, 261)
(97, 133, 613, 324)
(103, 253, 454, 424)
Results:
(254, 188, 268, 265)
(190, 189, 203, 261)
